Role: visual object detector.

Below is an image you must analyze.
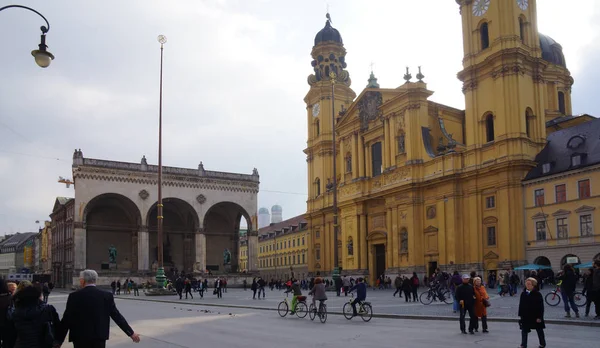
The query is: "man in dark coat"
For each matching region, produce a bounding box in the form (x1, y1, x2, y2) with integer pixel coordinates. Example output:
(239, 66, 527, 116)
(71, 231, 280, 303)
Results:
(592, 260, 600, 319)
(455, 274, 476, 334)
(57, 269, 140, 348)
(518, 277, 546, 348)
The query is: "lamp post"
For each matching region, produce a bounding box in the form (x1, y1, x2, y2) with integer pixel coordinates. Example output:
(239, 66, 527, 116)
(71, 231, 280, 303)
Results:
(155, 35, 167, 288)
(328, 71, 340, 282)
(0, 5, 55, 67)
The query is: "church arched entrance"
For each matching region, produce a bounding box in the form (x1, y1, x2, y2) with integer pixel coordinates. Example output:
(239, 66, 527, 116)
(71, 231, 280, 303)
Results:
(147, 198, 199, 274)
(203, 202, 251, 273)
(84, 193, 141, 271)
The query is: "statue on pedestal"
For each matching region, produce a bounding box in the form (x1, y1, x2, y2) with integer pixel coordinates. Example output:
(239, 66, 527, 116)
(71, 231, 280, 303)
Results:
(223, 248, 232, 265)
(108, 245, 117, 264)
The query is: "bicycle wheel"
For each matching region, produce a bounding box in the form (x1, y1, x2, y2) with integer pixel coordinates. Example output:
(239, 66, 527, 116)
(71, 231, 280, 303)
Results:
(277, 301, 289, 317)
(574, 292, 587, 307)
(296, 302, 308, 318)
(308, 303, 316, 321)
(343, 302, 354, 320)
(360, 303, 373, 322)
(441, 290, 453, 305)
(419, 291, 433, 305)
(319, 304, 327, 324)
(544, 291, 561, 306)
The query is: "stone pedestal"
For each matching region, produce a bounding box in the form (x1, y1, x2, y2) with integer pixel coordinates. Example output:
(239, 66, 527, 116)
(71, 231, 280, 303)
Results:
(109, 263, 117, 270)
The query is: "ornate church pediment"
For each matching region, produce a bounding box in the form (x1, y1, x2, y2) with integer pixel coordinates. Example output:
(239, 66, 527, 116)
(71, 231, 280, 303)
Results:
(484, 251, 499, 260)
(575, 205, 595, 213)
(357, 91, 383, 132)
(482, 216, 498, 224)
(424, 225, 438, 233)
(551, 209, 571, 216)
(531, 212, 548, 220)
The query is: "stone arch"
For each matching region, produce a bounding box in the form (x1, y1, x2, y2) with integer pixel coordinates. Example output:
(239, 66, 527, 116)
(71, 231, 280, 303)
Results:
(203, 201, 252, 273)
(533, 256, 551, 267)
(560, 253, 580, 269)
(367, 230, 387, 241)
(479, 21, 490, 50)
(83, 193, 142, 271)
(147, 197, 200, 273)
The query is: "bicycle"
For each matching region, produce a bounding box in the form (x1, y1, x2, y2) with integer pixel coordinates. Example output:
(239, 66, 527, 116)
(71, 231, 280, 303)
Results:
(278, 294, 308, 318)
(544, 285, 586, 307)
(419, 286, 453, 305)
(308, 299, 327, 323)
(342, 293, 373, 322)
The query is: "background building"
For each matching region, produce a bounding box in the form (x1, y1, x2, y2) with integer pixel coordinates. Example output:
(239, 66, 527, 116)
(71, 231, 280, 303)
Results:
(258, 207, 270, 229)
(523, 118, 600, 270)
(271, 205, 283, 224)
(304, 1, 591, 283)
(50, 197, 74, 288)
(257, 215, 309, 280)
(0, 232, 37, 277)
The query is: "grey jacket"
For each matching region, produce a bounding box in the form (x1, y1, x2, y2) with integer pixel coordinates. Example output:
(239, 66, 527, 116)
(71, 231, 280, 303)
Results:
(309, 283, 328, 301)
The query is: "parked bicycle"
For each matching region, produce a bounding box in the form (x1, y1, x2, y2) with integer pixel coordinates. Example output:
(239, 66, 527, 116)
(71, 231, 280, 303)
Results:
(278, 294, 308, 318)
(544, 285, 586, 307)
(308, 299, 327, 323)
(419, 286, 453, 305)
(342, 293, 373, 322)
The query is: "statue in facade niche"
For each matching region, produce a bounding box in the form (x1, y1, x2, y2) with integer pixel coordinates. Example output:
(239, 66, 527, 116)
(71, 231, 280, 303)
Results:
(108, 245, 117, 264)
(347, 239, 354, 256)
(223, 249, 232, 265)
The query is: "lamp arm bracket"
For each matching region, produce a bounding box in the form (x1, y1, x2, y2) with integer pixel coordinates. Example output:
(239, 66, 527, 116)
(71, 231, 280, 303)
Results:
(0, 5, 51, 33)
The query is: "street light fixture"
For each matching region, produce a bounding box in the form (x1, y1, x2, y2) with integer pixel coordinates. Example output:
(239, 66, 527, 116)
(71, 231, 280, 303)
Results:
(155, 34, 167, 288)
(0, 5, 55, 68)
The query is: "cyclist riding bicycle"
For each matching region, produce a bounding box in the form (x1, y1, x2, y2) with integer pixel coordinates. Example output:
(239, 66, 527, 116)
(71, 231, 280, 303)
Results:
(348, 277, 367, 317)
(284, 279, 303, 315)
(308, 275, 327, 309)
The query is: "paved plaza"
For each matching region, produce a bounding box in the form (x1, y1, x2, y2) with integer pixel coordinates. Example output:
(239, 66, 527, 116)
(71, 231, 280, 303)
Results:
(48, 291, 597, 348)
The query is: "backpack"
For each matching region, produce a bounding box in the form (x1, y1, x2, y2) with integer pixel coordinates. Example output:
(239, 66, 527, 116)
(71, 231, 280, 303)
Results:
(412, 277, 419, 286)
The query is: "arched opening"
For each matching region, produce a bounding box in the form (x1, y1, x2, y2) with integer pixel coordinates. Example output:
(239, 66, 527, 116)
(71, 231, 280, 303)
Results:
(315, 178, 321, 196)
(558, 91, 566, 114)
(84, 193, 141, 271)
(533, 256, 551, 267)
(519, 17, 526, 44)
(203, 201, 251, 273)
(485, 113, 495, 142)
(147, 198, 199, 274)
(315, 119, 320, 136)
(560, 254, 580, 269)
(525, 107, 533, 138)
(480, 22, 490, 50)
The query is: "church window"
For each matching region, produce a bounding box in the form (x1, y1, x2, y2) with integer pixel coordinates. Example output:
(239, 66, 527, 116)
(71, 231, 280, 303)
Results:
(486, 226, 496, 246)
(535, 221, 547, 241)
(315, 247, 321, 260)
(558, 92, 566, 114)
(534, 189, 545, 206)
(485, 114, 495, 142)
(316, 230, 320, 239)
(302, 237, 305, 245)
(480, 22, 490, 50)
(556, 217, 568, 239)
(345, 153, 352, 173)
(293, 239, 295, 247)
(525, 108, 533, 138)
(315, 178, 321, 196)
(485, 196, 495, 209)
(302, 253, 306, 264)
(316, 119, 320, 136)
(371, 142, 382, 177)
(519, 17, 525, 44)
(578, 179, 590, 198)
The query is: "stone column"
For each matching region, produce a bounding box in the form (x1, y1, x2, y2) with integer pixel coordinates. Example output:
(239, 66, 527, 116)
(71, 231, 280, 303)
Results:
(359, 213, 368, 271)
(137, 226, 149, 271)
(386, 208, 393, 271)
(247, 230, 258, 272)
(358, 136, 365, 178)
(73, 222, 86, 270)
(195, 229, 206, 272)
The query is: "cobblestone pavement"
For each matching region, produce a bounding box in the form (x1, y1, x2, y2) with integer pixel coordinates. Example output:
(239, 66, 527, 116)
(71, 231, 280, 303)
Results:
(81, 286, 599, 325)
(47, 294, 599, 348)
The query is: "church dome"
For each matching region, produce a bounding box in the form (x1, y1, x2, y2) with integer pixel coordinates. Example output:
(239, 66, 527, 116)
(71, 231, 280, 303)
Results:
(271, 204, 282, 213)
(259, 207, 269, 214)
(539, 34, 566, 68)
(314, 20, 343, 46)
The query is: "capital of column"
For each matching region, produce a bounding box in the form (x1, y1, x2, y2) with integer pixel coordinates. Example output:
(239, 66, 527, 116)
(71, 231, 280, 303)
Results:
(196, 228, 206, 234)
(247, 230, 258, 237)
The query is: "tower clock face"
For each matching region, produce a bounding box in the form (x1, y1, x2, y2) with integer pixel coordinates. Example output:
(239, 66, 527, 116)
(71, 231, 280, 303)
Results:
(472, 0, 490, 16)
(517, 0, 528, 11)
(312, 103, 320, 117)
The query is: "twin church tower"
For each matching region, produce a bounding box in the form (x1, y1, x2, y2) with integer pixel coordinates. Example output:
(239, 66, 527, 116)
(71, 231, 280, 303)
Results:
(303, 0, 574, 281)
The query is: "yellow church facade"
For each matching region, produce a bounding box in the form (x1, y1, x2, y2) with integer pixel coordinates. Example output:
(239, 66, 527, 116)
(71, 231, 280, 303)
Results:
(304, 0, 578, 283)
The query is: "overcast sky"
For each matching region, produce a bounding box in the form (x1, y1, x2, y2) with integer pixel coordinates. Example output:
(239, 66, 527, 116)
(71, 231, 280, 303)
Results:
(1, 0, 598, 234)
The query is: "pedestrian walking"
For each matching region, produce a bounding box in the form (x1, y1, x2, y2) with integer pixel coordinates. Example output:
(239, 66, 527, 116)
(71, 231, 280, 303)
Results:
(251, 278, 258, 299)
(116, 280, 121, 295)
(175, 277, 184, 300)
(411, 272, 419, 302)
(583, 268, 594, 317)
(5, 283, 60, 348)
(518, 277, 546, 348)
(401, 276, 412, 302)
(393, 275, 402, 298)
(0, 279, 13, 348)
(473, 277, 490, 333)
(455, 274, 476, 334)
(184, 279, 193, 299)
(42, 282, 50, 303)
(110, 280, 116, 295)
(592, 260, 600, 319)
(257, 277, 266, 299)
(56, 269, 140, 348)
(450, 271, 462, 313)
(243, 279, 247, 291)
(558, 264, 580, 318)
(133, 282, 140, 296)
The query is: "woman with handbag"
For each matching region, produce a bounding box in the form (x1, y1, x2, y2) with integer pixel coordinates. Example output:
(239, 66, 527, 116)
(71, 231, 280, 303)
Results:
(5, 283, 60, 348)
(518, 277, 546, 348)
(473, 277, 490, 333)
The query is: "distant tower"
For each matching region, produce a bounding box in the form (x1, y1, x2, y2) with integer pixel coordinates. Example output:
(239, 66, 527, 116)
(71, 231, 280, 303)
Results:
(271, 205, 283, 224)
(258, 207, 270, 228)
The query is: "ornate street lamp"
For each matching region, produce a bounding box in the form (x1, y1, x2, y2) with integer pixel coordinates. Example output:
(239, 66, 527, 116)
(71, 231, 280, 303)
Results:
(0, 5, 55, 68)
(155, 35, 167, 288)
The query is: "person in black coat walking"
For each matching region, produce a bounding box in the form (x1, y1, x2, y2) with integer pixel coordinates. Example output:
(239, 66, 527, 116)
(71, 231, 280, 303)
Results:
(455, 274, 476, 334)
(0, 279, 14, 348)
(582, 268, 594, 317)
(184, 279, 193, 299)
(557, 264, 580, 318)
(5, 283, 60, 348)
(56, 269, 140, 348)
(518, 277, 546, 348)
